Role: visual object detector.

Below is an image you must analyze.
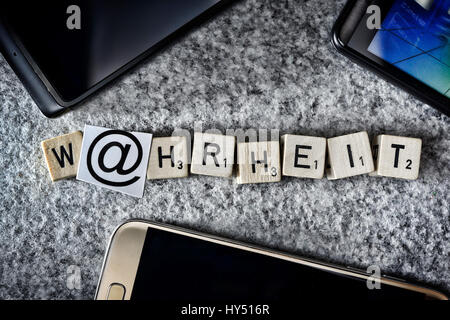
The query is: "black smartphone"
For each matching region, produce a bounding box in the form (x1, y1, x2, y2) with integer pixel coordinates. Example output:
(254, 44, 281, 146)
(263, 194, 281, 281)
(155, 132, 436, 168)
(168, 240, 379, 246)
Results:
(95, 220, 448, 301)
(332, 0, 450, 116)
(0, 1, 232, 117)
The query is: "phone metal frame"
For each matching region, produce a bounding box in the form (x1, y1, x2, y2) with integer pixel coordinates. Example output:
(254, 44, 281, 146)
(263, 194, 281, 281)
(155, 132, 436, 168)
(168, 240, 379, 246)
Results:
(0, 0, 234, 117)
(331, 0, 450, 117)
(95, 219, 448, 300)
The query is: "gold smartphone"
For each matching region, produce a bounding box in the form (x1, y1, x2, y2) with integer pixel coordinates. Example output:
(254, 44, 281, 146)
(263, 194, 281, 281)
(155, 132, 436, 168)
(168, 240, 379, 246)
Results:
(95, 220, 447, 301)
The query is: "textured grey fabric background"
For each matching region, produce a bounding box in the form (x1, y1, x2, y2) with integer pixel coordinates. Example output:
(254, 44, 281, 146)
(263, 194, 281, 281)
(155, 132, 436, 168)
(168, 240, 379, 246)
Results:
(0, 0, 449, 299)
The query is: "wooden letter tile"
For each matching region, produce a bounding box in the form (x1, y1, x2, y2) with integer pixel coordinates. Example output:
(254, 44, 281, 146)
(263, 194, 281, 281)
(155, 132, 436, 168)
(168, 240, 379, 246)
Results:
(147, 136, 188, 180)
(326, 131, 374, 180)
(237, 141, 281, 184)
(41, 131, 83, 182)
(370, 135, 422, 180)
(191, 132, 235, 178)
(282, 134, 326, 179)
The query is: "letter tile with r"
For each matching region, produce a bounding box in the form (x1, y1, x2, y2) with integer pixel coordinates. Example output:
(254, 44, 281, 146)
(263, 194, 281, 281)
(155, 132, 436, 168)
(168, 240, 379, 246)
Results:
(191, 132, 236, 178)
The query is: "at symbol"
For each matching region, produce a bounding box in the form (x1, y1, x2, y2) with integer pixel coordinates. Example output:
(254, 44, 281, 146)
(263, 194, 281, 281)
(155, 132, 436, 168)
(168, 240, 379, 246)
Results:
(87, 130, 143, 187)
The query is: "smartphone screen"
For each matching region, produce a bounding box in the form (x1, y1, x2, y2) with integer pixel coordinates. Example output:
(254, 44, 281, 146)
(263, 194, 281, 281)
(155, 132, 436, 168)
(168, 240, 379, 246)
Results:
(347, 0, 450, 99)
(0, 0, 222, 102)
(130, 227, 430, 301)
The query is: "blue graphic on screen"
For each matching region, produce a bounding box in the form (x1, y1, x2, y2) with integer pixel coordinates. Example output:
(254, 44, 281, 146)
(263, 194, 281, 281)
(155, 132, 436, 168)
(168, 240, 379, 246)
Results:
(368, 0, 450, 97)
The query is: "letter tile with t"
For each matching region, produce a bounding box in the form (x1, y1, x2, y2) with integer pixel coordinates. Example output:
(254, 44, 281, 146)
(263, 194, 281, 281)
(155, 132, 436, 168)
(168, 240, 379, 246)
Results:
(370, 135, 422, 180)
(190, 132, 235, 178)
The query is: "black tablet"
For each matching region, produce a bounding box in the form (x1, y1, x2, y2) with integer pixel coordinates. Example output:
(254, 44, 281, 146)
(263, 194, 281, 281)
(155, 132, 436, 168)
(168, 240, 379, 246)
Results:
(0, 1, 232, 117)
(332, 0, 450, 116)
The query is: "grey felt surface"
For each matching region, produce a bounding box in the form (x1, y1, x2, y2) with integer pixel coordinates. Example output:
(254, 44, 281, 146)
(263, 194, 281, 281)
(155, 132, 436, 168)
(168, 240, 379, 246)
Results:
(0, 0, 449, 299)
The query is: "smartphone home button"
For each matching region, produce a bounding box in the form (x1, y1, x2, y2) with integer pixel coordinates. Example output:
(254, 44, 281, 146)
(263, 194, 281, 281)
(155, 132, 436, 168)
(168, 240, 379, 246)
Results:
(107, 283, 126, 300)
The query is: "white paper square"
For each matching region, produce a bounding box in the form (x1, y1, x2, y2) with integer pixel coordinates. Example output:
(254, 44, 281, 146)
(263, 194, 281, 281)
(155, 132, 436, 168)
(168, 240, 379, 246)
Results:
(77, 125, 152, 198)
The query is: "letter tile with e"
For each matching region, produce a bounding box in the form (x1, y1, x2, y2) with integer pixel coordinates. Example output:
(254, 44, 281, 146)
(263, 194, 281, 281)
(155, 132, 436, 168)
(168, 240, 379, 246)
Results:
(281, 134, 326, 179)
